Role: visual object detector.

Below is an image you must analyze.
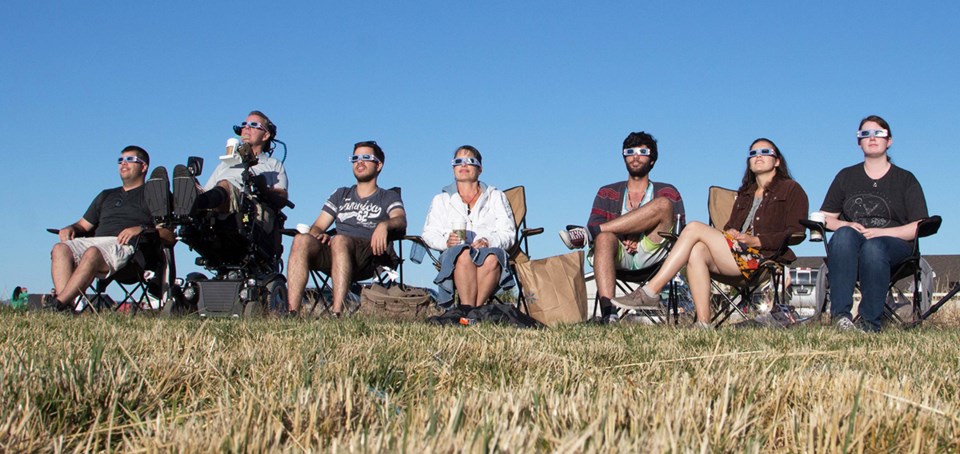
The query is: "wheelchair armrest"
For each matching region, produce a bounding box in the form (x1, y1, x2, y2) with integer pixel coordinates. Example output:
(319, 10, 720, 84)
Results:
(917, 215, 942, 239)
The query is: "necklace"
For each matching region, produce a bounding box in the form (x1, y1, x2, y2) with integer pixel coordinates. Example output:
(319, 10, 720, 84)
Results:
(460, 186, 481, 214)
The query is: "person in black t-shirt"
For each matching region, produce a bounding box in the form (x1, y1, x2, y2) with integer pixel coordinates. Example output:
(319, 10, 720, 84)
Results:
(49, 146, 176, 311)
(820, 115, 929, 332)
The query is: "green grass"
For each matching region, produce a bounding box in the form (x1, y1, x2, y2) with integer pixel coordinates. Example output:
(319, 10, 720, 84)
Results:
(1, 310, 959, 452)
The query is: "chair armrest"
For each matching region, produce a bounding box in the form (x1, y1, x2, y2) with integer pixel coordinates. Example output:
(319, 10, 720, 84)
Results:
(659, 232, 678, 243)
(917, 215, 942, 239)
(280, 228, 299, 237)
(521, 227, 544, 237)
(787, 232, 806, 246)
(47, 228, 60, 234)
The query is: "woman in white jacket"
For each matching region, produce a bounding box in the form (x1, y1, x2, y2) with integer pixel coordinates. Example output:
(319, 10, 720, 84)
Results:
(422, 146, 516, 308)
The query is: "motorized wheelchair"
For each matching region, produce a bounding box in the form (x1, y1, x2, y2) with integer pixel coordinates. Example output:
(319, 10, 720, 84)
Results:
(169, 154, 294, 317)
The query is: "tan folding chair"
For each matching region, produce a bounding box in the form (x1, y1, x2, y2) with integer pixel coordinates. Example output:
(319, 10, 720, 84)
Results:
(707, 186, 805, 327)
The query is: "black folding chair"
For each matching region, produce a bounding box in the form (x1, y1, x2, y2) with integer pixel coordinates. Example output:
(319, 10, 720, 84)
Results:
(801, 215, 951, 327)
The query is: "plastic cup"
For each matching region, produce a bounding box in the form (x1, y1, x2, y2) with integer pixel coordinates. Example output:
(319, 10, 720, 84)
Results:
(452, 220, 467, 244)
(226, 138, 240, 156)
(296, 223, 311, 235)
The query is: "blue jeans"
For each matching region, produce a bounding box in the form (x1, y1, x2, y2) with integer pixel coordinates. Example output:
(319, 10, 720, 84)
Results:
(827, 227, 912, 331)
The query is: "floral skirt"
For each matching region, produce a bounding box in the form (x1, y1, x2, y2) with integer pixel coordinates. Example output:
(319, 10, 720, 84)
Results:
(723, 232, 762, 279)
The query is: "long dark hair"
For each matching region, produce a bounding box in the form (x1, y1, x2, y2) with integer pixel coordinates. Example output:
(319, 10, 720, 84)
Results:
(738, 138, 793, 192)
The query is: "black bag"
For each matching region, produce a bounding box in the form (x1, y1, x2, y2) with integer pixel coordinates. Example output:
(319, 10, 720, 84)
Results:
(426, 303, 541, 328)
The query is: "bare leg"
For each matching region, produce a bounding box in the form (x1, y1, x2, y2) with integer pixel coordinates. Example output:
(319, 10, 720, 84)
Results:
(593, 232, 620, 300)
(475, 255, 502, 306)
(51, 243, 75, 297)
(330, 235, 354, 314)
(59, 248, 109, 304)
(598, 197, 674, 242)
(644, 222, 741, 295)
(686, 242, 716, 322)
(286, 234, 321, 312)
(453, 250, 478, 307)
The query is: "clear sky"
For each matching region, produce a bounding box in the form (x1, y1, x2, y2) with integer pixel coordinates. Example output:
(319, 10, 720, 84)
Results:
(3, 1, 958, 298)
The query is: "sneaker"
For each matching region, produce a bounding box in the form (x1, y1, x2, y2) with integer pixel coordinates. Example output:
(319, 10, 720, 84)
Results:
(692, 320, 714, 330)
(559, 225, 589, 249)
(172, 164, 199, 218)
(834, 315, 857, 332)
(144, 166, 172, 221)
(611, 287, 661, 310)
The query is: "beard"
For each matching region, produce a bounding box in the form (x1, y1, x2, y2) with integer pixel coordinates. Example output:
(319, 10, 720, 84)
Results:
(626, 160, 652, 179)
(354, 170, 378, 183)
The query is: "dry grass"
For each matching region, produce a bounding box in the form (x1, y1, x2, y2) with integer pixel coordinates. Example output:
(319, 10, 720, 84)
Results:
(1, 308, 959, 452)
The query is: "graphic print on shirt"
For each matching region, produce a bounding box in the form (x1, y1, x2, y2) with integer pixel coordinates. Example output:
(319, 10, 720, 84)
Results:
(843, 193, 891, 228)
(337, 199, 384, 229)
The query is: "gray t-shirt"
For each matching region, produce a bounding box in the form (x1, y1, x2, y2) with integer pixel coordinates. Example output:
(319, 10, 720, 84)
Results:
(322, 186, 404, 239)
(83, 186, 153, 237)
(204, 154, 288, 191)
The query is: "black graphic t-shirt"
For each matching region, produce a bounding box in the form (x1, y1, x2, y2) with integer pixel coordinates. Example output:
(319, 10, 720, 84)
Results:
(821, 163, 927, 229)
(82, 186, 153, 237)
(322, 185, 404, 239)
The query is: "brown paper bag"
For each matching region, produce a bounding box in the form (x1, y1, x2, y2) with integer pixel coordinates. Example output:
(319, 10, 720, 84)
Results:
(515, 251, 588, 326)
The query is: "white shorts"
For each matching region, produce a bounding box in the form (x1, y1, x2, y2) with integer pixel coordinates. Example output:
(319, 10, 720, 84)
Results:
(64, 237, 136, 279)
(588, 235, 669, 271)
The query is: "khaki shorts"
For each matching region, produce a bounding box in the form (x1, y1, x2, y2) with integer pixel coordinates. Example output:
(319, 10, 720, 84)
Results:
(64, 237, 136, 279)
(588, 235, 669, 271)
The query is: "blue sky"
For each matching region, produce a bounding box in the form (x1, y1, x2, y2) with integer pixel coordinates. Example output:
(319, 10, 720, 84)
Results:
(3, 1, 958, 298)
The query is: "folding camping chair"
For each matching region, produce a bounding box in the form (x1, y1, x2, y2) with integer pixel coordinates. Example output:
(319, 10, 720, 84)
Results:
(48, 228, 177, 314)
(801, 215, 954, 327)
(283, 187, 406, 316)
(706, 186, 806, 327)
(403, 185, 544, 311)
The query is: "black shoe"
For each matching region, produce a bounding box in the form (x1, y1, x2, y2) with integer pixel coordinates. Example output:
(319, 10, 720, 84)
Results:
(173, 165, 199, 218)
(144, 166, 172, 222)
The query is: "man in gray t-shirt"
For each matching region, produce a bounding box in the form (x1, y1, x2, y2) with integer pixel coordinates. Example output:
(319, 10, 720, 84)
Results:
(286, 141, 407, 317)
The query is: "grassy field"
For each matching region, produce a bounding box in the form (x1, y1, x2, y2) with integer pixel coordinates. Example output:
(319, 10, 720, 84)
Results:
(1, 309, 959, 452)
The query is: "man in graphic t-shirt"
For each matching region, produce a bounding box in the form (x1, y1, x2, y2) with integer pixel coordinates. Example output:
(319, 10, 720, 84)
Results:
(286, 141, 407, 317)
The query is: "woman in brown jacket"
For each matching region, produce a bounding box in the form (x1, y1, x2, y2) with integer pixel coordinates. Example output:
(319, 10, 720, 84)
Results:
(612, 138, 808, 326)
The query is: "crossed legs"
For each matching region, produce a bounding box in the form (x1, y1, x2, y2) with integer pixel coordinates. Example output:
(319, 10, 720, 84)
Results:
(641, 222, 741, 322)
(593, 197, 675, 302)
(50, 244, 109, 307)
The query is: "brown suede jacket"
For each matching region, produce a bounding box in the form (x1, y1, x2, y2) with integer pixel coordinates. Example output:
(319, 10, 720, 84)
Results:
(724, 175, 809, 262)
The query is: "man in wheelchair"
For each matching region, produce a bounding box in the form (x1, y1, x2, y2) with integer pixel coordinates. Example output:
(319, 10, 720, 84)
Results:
(50, 146, 176, 311)
(145, 111, 292, 315)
